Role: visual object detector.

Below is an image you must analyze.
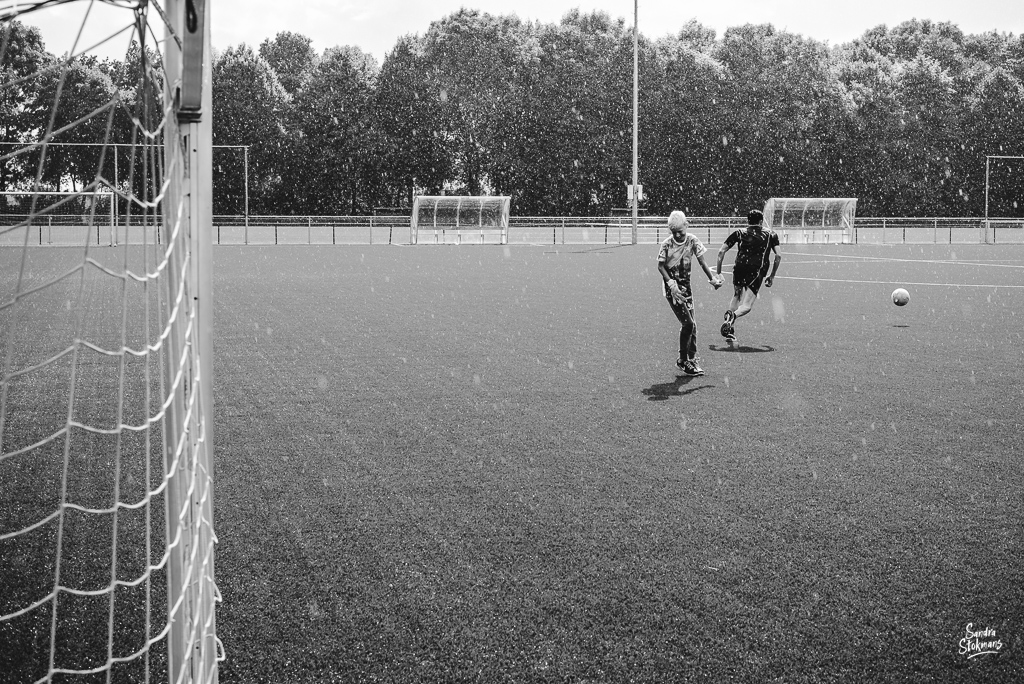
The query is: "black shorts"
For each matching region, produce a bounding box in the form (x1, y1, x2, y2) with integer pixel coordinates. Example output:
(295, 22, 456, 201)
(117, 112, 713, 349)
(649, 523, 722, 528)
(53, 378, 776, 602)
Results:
(733, 266, 767, 294)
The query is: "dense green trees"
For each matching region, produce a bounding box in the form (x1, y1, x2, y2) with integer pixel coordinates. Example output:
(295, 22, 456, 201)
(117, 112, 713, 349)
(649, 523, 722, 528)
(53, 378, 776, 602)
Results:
(4, 12, 1023, 217)
(1, 21, 50, 191)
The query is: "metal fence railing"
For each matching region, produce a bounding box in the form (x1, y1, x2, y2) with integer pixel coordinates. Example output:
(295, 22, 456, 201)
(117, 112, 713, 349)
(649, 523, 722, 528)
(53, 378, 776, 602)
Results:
(1, 215, 1022, 246)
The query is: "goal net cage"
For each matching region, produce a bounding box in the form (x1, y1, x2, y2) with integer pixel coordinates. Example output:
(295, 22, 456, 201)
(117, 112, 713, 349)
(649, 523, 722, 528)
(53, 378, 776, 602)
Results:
(411, 195, 511, 244)
(762, 197, 858, 244)
(0, 2, 219, 684)
(0, 190, 116, 245)
(984, 155, 1024, 244)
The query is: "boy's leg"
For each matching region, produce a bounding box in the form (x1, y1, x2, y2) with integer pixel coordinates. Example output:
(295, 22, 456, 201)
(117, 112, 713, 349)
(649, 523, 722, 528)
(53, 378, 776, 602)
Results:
(722, 284, 741, 337)
(676, 300, 703, 374)
(735, 273, 764, 318)
(685, 311, 699, 363)
(668, 295, 696, 365)
(734, 288, 759, 318)
(728, 286, 741, 314)
(675, 299, 696, 362)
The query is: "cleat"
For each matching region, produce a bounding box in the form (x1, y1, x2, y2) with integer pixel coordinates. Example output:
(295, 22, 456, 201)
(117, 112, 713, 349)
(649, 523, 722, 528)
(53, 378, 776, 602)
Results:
(724, 310, 736, 324)
(681, 360, 704, 376)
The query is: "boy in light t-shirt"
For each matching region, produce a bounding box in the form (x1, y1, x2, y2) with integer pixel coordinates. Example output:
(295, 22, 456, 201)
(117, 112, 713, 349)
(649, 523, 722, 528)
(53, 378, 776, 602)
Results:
(657, 210, 723, 376)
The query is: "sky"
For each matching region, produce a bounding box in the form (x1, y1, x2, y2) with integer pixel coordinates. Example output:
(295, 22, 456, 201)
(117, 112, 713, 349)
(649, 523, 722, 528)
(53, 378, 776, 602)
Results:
(14, 0, 1024, 65)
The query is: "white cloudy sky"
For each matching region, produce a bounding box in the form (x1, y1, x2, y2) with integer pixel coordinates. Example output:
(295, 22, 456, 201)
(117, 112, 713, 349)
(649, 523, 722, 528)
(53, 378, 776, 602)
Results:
(16, 0, 1024, 64)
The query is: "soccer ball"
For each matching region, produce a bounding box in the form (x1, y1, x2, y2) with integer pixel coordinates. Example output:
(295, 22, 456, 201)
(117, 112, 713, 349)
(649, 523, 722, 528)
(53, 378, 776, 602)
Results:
(892, 288, 910, 307)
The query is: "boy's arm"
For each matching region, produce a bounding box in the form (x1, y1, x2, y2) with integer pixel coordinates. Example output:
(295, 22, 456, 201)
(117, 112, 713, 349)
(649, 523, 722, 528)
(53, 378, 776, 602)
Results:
(765, 246, 782, 287)
(696, 253, 722, 288)
(657, 261, 673, 285)
(716, 242, 731, 275)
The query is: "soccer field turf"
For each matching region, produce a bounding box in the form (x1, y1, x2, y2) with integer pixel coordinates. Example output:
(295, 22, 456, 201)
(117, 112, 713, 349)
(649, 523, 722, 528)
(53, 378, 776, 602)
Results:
(206, 243, 1022, 682)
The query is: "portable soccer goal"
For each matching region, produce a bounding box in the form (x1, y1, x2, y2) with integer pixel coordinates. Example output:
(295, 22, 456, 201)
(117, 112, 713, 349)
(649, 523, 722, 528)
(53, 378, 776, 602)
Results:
(0, 191, 116, 245)
(763, 197, 858, 244)
(0, 2, 219, 684)
(984, 155, 1024, 244)
(411, 195, 511, 244)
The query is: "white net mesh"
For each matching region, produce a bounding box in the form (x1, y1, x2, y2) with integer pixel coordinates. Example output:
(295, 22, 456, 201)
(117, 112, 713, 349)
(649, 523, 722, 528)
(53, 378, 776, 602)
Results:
(0, 2, 218, 682)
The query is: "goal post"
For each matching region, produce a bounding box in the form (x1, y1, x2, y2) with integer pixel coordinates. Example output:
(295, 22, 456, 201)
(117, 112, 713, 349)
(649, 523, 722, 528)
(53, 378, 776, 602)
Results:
(0, 2, 219, 683)
(763, 197, 858, 244)
(0, 191, 116, 245)
(984, 155, 1024, 244)
(411, 195, 511, 244)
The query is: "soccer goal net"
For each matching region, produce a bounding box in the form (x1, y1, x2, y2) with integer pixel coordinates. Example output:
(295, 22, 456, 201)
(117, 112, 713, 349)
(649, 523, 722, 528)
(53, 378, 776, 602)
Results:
(984, 155, 1024, 244)
(0, 3, 219, 683)
(411, 195, 511, 244)
(763, 197, 858, 244)
(0, 191, 116, 245)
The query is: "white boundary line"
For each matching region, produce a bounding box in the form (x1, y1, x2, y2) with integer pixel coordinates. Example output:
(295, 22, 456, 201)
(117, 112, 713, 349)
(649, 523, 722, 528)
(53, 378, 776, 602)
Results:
(776, 276, 1024, 288)
(784, 251, 1024, 268)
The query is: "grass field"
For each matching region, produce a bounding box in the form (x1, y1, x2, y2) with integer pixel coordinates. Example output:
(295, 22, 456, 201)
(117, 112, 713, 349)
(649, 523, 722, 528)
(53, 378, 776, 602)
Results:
(1, 242, 1021, 683)
(207, 243, 1022, 683)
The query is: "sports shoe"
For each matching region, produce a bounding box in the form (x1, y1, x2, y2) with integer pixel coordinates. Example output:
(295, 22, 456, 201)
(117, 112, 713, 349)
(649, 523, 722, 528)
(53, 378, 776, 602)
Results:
(725, 333, 737, 349)
(723, 310, 736, 324)
(680, 360, 704, 376)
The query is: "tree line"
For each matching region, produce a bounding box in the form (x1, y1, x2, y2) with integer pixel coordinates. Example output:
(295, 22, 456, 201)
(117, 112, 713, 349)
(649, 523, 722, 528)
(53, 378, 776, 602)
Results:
(3, 11, 1023, 217)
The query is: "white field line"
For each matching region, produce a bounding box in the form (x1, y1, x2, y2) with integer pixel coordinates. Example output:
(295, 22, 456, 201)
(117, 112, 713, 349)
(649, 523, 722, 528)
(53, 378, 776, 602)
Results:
(776, 275, 1024, 288)
(784, 252, 1024, 268)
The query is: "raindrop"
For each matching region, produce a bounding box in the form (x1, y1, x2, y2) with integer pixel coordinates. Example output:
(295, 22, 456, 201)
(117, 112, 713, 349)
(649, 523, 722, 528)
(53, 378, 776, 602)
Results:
(772, 297, 786, 322)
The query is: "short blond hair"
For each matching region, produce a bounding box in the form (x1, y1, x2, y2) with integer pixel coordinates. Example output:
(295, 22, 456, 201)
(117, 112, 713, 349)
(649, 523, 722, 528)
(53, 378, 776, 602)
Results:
(667, 210, 688, 229)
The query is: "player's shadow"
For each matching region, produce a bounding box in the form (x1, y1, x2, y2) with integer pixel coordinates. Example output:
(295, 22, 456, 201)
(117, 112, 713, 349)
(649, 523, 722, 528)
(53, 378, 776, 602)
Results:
(642, 376, 713, 401)
(707, 343, 775, 353)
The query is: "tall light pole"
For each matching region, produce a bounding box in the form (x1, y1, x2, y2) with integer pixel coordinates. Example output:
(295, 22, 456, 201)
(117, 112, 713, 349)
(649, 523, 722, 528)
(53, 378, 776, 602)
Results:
(631, 0, 639, 244)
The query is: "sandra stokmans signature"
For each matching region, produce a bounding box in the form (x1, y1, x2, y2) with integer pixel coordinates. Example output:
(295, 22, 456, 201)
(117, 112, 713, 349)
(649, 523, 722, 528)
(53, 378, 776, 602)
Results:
(958, 623, 1003, 660)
